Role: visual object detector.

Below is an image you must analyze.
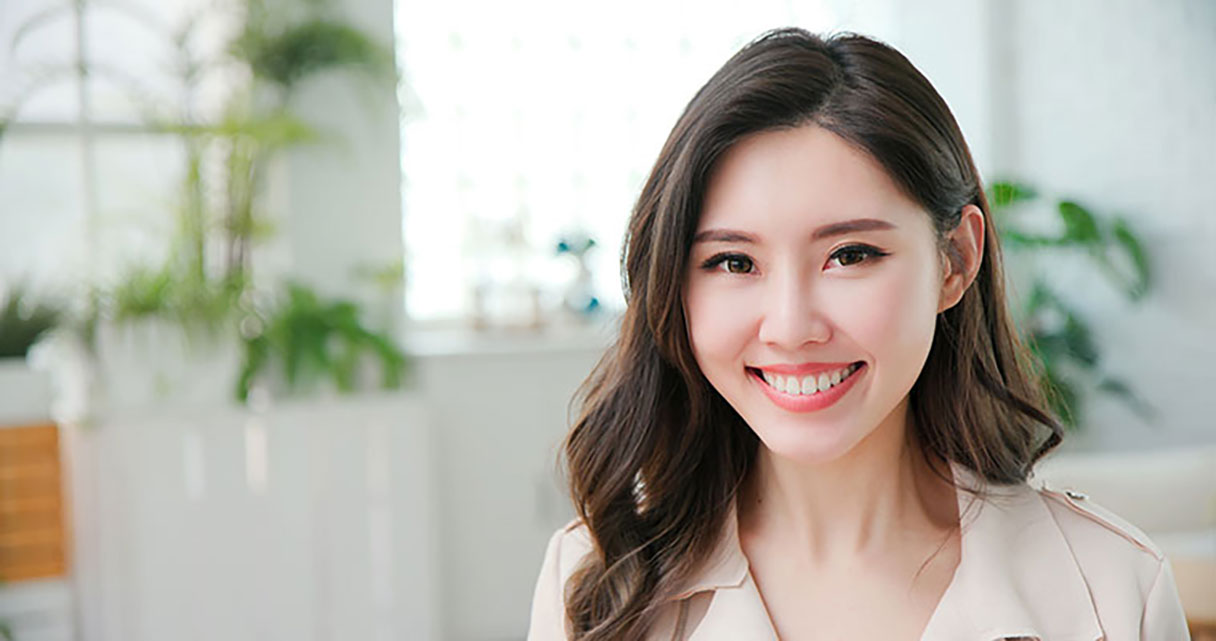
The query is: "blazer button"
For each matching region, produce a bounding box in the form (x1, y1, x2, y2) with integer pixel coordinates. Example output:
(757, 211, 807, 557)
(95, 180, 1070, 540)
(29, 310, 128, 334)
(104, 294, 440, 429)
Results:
(1064, 489, 1088, 500)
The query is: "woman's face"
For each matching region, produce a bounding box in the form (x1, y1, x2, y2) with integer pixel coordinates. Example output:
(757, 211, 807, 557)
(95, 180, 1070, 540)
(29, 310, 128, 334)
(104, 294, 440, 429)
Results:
(683, 125, 976, 464)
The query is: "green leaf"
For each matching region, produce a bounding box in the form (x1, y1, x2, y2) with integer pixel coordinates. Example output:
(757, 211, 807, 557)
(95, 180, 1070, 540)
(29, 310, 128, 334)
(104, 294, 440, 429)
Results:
(236, 334, 270, 402)
(111, 266, 175, 320)
(0, 282, 63, 358)
(1056, 200, 1102, 245)
(1000, 229, 1066, 249)
(1110, 218, 1151, 300)
(160, 111, 320, 149)
(988, 180, 1038, 209)
(351, 258, 405, 290)
(237, 281, 407, 402)
(1060, 313, 1098, 367)
(1025, 281, 1053, 315)
(232, 19, 393, 92)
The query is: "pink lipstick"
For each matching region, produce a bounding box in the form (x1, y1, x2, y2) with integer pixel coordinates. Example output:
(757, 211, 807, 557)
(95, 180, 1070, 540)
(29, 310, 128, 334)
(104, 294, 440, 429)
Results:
(748, 362, 866, 412)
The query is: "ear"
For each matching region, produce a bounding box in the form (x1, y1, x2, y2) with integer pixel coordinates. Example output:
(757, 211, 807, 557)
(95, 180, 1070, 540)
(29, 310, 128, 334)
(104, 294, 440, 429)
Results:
(937, 204, 985, 314)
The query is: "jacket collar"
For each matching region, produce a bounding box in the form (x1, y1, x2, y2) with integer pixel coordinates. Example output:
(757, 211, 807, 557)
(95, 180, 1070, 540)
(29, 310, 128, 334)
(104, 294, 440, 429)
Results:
(669, 497, 750, 600)
(672, 461, 1104, 641)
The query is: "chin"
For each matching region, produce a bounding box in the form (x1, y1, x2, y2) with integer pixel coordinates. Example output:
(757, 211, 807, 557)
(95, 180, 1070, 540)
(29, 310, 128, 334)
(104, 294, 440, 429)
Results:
(752, 418, 865, 466)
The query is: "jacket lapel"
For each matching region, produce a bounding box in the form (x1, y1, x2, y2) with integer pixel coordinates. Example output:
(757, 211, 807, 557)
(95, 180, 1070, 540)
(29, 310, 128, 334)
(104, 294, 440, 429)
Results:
(672, 502, 777, 641)
(673, 462, 1105, 641)
(686, 571, 779, 641)
(918, 462, 1104, 641)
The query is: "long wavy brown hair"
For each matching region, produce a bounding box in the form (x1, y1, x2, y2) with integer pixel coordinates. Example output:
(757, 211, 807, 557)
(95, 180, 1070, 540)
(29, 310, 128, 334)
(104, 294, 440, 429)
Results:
(561, 28, 1063, 640)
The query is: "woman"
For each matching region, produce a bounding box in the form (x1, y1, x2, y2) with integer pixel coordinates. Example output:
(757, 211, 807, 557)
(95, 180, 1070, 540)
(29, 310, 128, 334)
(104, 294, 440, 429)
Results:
(528, 29, 1190, 640)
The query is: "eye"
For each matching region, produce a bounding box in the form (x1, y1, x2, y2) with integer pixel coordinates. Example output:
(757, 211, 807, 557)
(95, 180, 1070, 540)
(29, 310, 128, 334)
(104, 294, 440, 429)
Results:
(701, 252, 755, 275)
(828, 244, 889, 268)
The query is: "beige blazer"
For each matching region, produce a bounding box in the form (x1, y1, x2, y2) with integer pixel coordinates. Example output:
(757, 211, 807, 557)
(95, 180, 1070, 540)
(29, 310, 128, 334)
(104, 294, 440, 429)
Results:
(527, 462, 1191, 640)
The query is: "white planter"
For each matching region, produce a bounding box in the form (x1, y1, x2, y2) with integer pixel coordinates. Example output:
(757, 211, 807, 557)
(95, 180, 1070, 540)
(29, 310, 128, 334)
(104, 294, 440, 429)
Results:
(94, 319, 244, 412)
(0, 357, 53, 425)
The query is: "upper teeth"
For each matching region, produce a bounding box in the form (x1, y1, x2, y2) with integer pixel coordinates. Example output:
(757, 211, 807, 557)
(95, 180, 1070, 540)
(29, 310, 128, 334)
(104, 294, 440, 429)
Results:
(760, 363, 859, 395)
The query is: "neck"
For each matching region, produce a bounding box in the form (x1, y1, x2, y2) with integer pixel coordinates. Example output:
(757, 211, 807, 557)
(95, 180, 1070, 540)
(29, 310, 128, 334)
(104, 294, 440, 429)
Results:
(738, 401, 957, 565)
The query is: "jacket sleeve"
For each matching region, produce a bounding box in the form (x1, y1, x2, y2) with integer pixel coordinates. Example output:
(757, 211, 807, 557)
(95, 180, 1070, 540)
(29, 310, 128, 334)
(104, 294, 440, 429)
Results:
(1140, 556, 1191, 640)
(527, 526, 575, 641)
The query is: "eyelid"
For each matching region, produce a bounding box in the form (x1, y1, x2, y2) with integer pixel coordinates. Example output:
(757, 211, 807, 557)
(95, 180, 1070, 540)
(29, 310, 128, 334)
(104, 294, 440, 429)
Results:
(696, 244, 888, 273)
(699, 251, 755, 273)
(828, 243, 889, 267)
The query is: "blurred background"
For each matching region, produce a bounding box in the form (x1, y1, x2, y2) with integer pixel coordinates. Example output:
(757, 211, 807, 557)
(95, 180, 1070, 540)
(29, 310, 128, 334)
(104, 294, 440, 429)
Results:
(0, 0, 1213, 639)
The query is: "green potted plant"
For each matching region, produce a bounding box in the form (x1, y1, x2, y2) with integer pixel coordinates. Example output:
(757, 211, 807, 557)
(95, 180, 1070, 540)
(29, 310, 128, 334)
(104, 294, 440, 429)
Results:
(989, 180, 1156, 431)
(237, 281, 406, 402)
(0, 0, 405, 407)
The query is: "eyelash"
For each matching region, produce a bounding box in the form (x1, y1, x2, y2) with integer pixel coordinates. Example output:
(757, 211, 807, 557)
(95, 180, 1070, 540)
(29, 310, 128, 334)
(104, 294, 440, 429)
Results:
(699, 244, 890, 274)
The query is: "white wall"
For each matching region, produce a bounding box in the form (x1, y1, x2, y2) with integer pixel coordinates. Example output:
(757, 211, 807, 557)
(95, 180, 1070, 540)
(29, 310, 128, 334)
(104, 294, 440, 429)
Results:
(279, 0, 405, 334)
(888, 0, 996, 174)
(993, 0, 1216, 451)
(408, 331, 609, 641)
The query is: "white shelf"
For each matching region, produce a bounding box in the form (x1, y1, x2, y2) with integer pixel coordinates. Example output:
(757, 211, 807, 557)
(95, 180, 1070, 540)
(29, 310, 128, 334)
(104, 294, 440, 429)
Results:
(403, 315, 619, 358)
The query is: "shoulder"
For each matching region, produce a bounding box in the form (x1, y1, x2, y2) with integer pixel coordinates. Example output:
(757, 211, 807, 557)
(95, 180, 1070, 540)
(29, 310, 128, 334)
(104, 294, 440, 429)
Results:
(542, 519, 595, 580)
(528, 520, 594, 641)
(956, 460, 1161, 566)
(1032, 483, 1193, 635)
(1034, 482, 1163, 561)
(1032, 483, 1168, 602)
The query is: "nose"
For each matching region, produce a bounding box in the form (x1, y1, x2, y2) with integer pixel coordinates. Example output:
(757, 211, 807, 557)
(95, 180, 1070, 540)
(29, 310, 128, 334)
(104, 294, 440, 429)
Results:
(756, 269, 832, 350)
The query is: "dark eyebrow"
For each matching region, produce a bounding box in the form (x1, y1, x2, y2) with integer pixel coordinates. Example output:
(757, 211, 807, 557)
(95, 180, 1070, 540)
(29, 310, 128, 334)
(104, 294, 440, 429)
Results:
(692, 218, 896, 244)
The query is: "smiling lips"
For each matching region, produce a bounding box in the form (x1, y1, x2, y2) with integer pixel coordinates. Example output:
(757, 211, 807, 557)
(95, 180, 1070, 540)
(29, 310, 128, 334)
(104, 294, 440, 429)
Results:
(748, 361, 866, 412)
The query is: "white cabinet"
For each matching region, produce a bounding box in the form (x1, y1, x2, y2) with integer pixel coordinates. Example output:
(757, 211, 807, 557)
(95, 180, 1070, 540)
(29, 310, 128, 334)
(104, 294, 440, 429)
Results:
(64, 393, 436, 641)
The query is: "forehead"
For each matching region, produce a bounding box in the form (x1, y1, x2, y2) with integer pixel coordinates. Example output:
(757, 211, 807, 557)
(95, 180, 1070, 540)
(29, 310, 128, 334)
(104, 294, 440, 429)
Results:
(698, 124, 927, 235)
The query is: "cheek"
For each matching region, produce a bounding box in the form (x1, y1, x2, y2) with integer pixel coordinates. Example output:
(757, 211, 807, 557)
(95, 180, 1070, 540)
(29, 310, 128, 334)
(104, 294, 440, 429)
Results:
(683, 280, 756, 369)
(836, 262, 940, 371)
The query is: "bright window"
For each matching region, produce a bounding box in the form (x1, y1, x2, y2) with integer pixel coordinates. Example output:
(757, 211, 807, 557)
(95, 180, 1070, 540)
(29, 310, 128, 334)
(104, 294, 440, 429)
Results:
(0, 0, 234, 291)
(394, 1, 841, 323)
